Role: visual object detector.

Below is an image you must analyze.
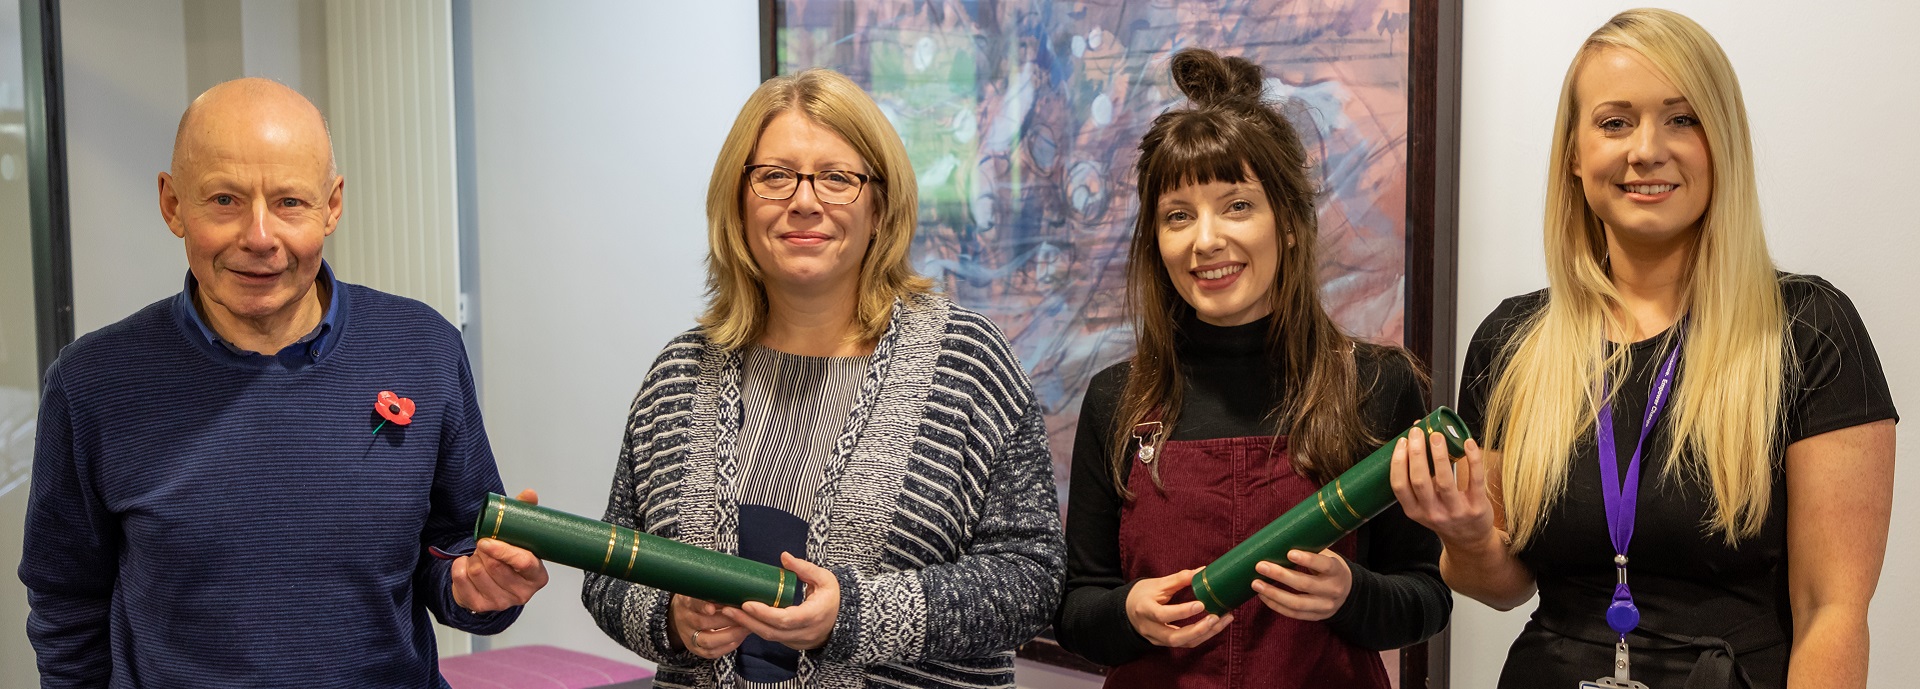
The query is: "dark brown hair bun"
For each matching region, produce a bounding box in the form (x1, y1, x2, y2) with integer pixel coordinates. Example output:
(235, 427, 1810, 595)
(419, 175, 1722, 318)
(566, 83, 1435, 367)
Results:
(1169, 48, 1265, 108)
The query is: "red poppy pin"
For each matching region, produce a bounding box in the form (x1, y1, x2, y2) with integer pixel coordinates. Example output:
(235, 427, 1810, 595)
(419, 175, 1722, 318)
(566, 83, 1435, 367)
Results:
(373, 390, 415, 435)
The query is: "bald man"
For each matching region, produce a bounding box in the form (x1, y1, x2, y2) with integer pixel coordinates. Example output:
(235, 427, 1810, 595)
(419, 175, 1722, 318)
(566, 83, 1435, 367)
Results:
(20, 78, 546, 687)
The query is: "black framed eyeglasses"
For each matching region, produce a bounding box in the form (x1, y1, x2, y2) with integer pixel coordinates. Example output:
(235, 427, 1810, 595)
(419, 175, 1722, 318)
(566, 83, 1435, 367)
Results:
(744, 164, 878, 205)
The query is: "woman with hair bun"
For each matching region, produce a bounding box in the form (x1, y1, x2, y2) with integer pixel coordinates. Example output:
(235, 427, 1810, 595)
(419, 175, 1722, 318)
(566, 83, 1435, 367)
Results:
(1053, 48, 1451, 689)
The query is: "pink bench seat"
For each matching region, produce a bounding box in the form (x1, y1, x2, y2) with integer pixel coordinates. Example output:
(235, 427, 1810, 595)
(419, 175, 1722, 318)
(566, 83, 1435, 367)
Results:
(441, 644, 653, 689)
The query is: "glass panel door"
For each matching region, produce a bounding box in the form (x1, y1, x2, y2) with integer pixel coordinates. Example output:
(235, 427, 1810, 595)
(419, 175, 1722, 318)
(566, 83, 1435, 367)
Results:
(2, 0, 44, 685)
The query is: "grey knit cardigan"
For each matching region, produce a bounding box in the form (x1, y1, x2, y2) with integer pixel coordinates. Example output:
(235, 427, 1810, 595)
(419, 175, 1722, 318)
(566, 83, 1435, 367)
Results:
(582, 294, 1066, 688)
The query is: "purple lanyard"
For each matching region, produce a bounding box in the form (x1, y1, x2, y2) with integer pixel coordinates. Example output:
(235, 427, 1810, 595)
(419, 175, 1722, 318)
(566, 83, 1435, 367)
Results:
(1597, 330, 1684, 639)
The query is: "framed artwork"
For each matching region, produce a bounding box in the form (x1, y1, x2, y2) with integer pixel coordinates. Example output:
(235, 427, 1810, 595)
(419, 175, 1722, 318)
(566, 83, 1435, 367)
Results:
(764, 1, 1461, 685)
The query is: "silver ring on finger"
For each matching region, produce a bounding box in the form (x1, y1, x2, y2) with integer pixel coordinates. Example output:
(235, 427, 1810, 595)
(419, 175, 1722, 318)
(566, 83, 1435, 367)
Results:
(691, 628, 701, 648)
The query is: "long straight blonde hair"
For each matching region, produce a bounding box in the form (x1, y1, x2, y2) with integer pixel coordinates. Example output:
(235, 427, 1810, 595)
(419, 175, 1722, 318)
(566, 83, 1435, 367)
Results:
(1489, 8, 1786, 548)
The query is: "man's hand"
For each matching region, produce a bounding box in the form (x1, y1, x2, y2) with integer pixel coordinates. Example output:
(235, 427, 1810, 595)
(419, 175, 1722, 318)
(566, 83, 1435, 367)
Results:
(450, 488, 550, 613)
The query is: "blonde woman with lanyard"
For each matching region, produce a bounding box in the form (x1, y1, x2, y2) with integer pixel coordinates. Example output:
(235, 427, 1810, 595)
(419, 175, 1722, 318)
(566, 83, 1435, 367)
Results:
(1391, 9, 1896, 689)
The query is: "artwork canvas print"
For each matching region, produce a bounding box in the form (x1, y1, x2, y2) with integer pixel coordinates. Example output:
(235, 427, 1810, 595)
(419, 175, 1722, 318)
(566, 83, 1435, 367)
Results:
(767, 0, 1458, 682)
(771, 0, 1420, 481)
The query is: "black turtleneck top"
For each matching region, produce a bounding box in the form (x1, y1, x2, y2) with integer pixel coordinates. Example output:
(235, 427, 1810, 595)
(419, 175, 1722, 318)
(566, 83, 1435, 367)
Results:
(1053, 316, 1452, 666)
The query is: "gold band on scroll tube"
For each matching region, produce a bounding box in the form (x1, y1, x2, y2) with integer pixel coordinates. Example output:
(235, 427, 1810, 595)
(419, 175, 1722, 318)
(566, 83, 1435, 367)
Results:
(1195, 567, 1231, 613)
(623, 536, 639, 579)
(1334, 480, 1363, 521)
(601, 525, 617, 573)
(490, 495, 506, 539)
(1317, 492, 1346, 531)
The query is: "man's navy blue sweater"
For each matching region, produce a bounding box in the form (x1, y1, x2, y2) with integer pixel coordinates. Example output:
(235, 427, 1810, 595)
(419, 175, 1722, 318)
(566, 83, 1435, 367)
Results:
(20, 278, 518, 688)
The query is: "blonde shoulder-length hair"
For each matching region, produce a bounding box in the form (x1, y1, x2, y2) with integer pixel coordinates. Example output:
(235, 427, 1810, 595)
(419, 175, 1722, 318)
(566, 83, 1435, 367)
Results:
(1490, 8, 1786, 548)
(698, 68, 931, 350)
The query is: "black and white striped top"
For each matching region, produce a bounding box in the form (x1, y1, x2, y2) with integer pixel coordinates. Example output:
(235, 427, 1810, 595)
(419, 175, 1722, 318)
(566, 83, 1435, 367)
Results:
(582, 293, 1066, 689)
(735, 348, 867, 520)
(734, 349, 867, 687)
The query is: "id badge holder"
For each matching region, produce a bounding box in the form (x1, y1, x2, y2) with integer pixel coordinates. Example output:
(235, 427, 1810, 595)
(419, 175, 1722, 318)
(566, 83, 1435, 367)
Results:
(1577, 640, 1651, 689)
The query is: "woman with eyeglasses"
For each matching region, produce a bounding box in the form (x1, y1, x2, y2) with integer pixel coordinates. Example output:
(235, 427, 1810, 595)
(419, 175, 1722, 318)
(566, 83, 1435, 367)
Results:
(580, 68, 1065, 689)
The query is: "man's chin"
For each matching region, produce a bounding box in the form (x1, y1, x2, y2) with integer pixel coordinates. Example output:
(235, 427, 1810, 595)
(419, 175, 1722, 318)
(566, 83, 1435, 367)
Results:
(207, 292, 300, 323)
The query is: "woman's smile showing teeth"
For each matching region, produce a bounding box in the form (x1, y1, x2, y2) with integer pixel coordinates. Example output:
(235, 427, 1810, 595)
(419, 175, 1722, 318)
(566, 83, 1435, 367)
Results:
(1195, 264, 1243, 280)
(1617, 180, 1679, 202)
(1155, 179, 1280, 326)
(1193, 262, 1246, 290)
(1571, 48, 1712, 248)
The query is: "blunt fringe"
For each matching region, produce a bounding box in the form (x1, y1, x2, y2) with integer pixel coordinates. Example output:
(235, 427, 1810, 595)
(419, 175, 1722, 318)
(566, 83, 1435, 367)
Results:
(1111, 48, 1419, 496)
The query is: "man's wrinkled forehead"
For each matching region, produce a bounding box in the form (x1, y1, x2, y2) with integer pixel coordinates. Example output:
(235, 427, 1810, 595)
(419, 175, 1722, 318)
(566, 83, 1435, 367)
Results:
(171, 78, 336, 179)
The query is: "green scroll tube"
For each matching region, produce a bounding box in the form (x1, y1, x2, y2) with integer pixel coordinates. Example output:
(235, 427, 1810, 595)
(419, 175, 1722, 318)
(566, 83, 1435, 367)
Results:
(1190, 407, 1473, 615)
(474, 493, 804, 608)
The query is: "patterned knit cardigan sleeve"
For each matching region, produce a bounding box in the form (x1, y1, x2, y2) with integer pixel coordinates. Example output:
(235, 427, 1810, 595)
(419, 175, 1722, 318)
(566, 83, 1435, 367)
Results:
(581, 333, 708, 667)
(815, 307, 1064, 667)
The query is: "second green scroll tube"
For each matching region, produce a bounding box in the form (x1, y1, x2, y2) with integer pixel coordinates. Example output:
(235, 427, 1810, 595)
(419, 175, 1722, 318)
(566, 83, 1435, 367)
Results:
(1190, 407, 1472, 615)
(474, 493, 804, 608)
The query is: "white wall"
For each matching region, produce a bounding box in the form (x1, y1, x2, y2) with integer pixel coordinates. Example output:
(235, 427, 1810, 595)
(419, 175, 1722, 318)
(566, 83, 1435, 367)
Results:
(61, 0, 193, 333)
(465, 0, 761, 665)
(238, 0, 329, 107)
(1454, 2, 1920, 687)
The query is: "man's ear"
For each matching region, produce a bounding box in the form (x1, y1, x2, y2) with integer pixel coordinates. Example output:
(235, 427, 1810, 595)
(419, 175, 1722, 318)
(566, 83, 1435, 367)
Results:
(158, 172, 187, 239)
(323, 174, 345, 237)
